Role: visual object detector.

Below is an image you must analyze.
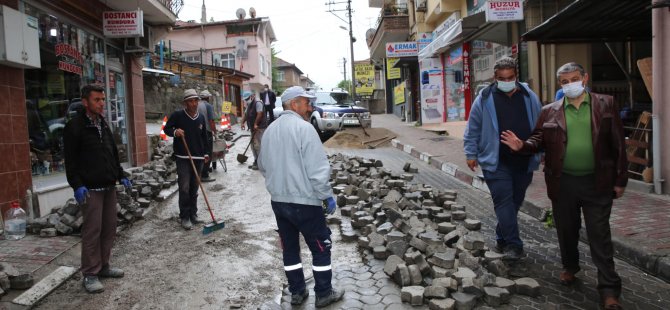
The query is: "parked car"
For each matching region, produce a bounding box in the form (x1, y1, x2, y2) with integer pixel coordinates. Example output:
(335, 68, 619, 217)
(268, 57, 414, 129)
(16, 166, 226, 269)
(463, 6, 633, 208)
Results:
(310, 89, 371, 133)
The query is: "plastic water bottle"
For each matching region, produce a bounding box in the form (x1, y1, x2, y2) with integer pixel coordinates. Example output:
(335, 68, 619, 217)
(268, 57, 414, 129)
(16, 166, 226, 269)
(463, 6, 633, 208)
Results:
(4, 201, 26, 240)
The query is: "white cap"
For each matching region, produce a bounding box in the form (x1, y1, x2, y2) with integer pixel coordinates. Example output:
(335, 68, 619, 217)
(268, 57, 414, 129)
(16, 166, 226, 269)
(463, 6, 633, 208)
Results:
(281, 86, 315, 102)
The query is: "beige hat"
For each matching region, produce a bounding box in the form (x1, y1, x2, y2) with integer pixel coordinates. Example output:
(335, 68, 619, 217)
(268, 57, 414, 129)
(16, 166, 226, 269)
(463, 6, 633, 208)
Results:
(199, 89, 212, 98)
(183, 89, 200, 101)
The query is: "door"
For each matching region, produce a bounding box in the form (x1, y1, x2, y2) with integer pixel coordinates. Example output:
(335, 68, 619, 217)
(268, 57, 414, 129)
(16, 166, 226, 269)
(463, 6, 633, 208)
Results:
(106, 69, 130, 166)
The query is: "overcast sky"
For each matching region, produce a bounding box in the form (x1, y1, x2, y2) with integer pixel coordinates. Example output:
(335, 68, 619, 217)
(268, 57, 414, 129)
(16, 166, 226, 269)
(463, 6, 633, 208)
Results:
(177, 0, 381, 90)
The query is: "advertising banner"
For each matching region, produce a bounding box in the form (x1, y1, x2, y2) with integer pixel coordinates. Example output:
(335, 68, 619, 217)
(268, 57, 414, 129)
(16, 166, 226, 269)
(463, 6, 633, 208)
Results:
(463, 42, 473, 120)
(394, 83, 406, 105)
(222, 101, 232, 114)
(103, 10, 144, 38)
(386, 58, 401, 80)
(355, 64, 375, 96)
(419, 56, 445, 123)
(485, 0, 524, 22)
(417, 32, 433, 51)
(386, 42, 418, 58)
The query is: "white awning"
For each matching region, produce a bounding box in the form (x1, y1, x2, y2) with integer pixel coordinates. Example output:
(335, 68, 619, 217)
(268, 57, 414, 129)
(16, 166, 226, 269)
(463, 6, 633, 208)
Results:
(419, 19, 462, 60)
(142, 67, 175, 76)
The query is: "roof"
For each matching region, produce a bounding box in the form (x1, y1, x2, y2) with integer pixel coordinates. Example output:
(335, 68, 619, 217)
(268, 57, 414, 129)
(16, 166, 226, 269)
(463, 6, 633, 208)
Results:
(275, 57, 303, 75)
(523, 0, 651, 43)
(173, 17, 277, 42)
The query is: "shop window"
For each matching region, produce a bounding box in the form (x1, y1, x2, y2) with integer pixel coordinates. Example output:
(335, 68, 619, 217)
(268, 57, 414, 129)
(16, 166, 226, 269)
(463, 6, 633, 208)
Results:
(475, 58, 490, 71)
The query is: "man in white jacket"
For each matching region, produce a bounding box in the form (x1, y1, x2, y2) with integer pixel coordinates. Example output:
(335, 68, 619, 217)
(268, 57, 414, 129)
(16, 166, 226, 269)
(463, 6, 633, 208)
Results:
(258, 86, 343, 308)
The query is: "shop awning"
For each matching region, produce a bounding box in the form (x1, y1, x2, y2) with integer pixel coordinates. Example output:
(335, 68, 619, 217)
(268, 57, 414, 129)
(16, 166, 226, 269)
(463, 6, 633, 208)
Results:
(418, 11, 512, 60)
(142, 67, 175, 76)
(522, 0, 651, 43)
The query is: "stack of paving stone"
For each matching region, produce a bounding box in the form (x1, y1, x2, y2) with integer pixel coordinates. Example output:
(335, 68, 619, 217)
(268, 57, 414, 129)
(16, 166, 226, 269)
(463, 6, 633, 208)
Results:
(0, 262, 34, 295)
(328, 154, 541, 309)
(26, 145, 177, 237)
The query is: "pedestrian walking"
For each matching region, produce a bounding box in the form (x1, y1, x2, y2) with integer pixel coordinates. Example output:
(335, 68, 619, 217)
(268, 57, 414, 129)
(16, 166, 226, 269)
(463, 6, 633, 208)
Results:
(500, 62, 627, 310)
(164, 89, 210, 230)
(463, 56, 543, 260)
(239, 91, 266, 170)
(260, 84, 277, 123)
(64, 84, 131, 293)
(257, 86, 344, 307)
(198, 89, 216, 182)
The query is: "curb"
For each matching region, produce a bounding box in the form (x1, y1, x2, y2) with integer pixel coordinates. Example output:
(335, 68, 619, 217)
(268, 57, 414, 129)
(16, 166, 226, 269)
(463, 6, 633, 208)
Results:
(391, 138, 670, 283)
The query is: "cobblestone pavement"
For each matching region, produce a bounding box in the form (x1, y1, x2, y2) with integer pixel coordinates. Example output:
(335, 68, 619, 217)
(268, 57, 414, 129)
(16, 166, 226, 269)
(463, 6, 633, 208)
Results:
(291, 147, 670, 310)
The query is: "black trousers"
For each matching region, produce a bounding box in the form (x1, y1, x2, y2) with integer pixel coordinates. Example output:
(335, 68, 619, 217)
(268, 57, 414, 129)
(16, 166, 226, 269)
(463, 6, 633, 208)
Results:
(552, 173, 621, 298)
(201, 131, 213, 177)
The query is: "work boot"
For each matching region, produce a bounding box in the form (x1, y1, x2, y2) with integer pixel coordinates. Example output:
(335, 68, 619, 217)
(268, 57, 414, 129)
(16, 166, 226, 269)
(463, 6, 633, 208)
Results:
(83, 276, 104, 293)
(315, 288, 344, 308)
(201, 176, 215, 182)
(503, 246, 524, 261)
(190, 215, 204, 224)
(98, 266, 124, 278)
(181, 218, 192, 230)
(290, 289, 309, 305)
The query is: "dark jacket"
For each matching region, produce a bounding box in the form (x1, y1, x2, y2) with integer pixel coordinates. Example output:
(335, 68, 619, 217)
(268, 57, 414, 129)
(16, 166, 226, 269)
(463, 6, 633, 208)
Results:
(64, 113, 124, 189)
(520, 92, 628, 201)
(164, 110, 208, 159)
(259, 90, 277, 108)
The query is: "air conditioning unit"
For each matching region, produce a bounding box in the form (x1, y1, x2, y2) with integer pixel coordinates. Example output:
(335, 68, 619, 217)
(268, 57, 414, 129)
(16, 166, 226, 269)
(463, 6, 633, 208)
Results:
(415, 0, 427, 12)
(124, 24, 152, 53)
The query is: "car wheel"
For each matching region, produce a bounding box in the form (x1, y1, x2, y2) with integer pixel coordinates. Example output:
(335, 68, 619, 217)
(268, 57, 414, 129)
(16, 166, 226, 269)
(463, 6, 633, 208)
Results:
(311, 117, 321, 133)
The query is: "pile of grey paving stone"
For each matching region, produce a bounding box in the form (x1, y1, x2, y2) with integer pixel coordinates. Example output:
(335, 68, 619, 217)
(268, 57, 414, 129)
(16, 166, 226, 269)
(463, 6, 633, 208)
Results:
(0, 262, 34, 296)
(328, 154, 541, 310)
(26, 143, 177, 237)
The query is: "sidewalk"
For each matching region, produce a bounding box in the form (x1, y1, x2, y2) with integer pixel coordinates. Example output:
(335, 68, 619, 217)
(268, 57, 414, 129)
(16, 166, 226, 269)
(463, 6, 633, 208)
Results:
(372, 113, 670, 283)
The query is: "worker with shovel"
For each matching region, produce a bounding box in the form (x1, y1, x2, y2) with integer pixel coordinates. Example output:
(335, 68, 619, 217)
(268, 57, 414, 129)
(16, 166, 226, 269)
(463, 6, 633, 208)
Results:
(258, 86, 344, 308)
(240, 91, 266, 170)
(164, 89, 210, 230)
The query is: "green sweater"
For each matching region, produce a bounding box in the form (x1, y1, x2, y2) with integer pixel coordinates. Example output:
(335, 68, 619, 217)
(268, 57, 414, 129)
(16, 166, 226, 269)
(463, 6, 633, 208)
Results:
(563, 94, 594, 175)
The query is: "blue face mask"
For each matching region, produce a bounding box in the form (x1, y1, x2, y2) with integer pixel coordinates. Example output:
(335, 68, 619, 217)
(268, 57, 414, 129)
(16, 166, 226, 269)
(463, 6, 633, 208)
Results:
(497, 80, 516, 93)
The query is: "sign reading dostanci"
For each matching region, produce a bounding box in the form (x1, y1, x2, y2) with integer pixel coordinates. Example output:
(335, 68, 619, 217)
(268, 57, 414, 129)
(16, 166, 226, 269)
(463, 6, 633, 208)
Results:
(386, 42, 418, 58)
(103, 10, 144, 38)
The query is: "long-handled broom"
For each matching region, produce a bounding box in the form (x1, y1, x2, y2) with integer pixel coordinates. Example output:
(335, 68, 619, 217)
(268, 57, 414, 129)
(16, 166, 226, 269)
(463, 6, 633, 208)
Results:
(180, 135, 225, 235)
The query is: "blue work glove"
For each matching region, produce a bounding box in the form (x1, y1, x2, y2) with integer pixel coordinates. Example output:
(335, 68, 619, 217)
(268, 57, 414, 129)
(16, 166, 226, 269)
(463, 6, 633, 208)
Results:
(74, 186, 89, 205)
(120, 178, 132, 189)
(324, 197, 337, 215)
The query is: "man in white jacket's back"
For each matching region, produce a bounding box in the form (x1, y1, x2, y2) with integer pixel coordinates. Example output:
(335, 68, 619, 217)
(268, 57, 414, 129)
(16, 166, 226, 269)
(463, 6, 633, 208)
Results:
(258, 86, 344, 308)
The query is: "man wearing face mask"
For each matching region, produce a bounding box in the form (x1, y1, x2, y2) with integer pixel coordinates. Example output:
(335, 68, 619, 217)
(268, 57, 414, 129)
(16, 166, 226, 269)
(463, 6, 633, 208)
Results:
(500, 62, 627, 310)
(464, 56, 542, 261)
(260, 84, 277, 123)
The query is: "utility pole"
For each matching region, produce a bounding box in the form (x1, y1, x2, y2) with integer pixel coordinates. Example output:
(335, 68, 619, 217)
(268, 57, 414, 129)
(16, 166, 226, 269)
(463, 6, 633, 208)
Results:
(326, 0, 356, 99)
(342, 57, 347, 83)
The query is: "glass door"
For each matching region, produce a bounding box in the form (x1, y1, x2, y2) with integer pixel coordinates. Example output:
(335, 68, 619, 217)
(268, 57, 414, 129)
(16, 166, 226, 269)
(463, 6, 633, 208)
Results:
(106, 69, 129, 166)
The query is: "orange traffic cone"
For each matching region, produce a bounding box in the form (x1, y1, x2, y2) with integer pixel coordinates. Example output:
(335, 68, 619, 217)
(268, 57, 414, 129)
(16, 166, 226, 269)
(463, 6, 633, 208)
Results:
(220, 114, 231, 131)
(159, 116, 168, 140)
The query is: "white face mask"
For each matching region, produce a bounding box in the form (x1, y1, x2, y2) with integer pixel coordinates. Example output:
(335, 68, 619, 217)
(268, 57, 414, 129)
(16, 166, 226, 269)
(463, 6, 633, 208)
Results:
(264, 88, 269, 92)
(497, 80, 516, 93)
(562, 80, 585, 98)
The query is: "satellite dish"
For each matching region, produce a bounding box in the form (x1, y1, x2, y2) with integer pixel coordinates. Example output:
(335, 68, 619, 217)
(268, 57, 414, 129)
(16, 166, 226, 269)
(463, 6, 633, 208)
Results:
(236, 8, 246, 20)
(249, 7, 257, 18)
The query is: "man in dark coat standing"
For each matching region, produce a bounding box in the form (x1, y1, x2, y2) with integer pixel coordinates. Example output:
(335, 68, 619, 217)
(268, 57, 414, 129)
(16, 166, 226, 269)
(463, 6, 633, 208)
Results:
(260, 84, 277, 123)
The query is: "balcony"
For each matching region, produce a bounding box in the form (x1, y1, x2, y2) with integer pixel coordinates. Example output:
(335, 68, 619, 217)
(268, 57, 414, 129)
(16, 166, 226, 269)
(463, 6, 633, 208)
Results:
(368, 4, 410, 60)
(101, 0, 182, 25)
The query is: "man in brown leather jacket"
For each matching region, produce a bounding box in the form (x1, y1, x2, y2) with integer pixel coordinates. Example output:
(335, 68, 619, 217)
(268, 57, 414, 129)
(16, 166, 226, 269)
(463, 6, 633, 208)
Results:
(501, 62, 627, 310)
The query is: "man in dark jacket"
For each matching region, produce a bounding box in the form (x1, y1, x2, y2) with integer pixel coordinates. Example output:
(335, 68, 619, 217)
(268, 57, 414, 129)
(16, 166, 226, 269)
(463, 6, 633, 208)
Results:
(64, 84, 131, 293)
(260, 84, 277, 123)
(240, 91, 266, 170)
(501, 62, 627, 310)
(165, 89, 210, 230)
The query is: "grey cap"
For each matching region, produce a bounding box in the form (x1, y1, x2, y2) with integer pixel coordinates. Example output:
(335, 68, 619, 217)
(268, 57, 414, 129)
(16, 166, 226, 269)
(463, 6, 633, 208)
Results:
(199, 89, 212, 98)
(281, 86, 316, 102)
(183, 89, 200, 101)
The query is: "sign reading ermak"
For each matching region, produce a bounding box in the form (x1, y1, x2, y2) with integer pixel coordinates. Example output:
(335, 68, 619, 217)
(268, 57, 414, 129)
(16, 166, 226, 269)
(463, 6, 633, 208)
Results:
(103, 10, 144, 38)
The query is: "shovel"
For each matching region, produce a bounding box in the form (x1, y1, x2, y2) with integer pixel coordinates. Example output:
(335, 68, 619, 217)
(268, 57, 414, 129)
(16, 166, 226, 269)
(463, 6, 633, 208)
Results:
(236, 133, 254, 164)
(180, 135, 225, 235)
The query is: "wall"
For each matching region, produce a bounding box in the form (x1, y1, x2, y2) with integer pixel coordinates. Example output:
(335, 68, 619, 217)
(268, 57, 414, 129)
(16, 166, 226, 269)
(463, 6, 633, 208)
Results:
(0, 0, 32, 217)
(128, 56, 149, 166)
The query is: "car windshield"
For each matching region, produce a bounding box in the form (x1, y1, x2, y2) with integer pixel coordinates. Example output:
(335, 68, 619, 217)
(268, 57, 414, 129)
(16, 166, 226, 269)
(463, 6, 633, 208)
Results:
(315, 92, 354, 105)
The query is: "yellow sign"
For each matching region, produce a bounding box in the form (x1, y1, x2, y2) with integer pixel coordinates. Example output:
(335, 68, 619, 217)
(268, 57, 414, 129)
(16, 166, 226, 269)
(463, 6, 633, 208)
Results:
(394, 83, 405, 105)
(222, 101, 232, 114)
(354, 64, 374, 96)
(387, 58, 401, 80)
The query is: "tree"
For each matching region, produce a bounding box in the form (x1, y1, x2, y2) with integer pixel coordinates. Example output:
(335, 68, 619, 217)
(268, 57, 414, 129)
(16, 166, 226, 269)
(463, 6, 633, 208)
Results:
(270, 45, 285, 94)
(337, 80, 352, 93)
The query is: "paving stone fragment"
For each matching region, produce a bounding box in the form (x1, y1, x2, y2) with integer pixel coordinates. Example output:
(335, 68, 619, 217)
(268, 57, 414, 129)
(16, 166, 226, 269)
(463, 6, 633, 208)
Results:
(462, 232, 486, 250)
(341, 230, 358, 242)
(437, 222, 457, 234)
(377, 222, 393, 234)
(483, 287, 510, 307)
(461, 277, 483, 297)
(419, 231, 443, 246)
(373, 246, 388, 260)
(368, 232, 386, 248)
(47, 214, 60, 227)
(0, 272, 9, 290)
(384, 255, 405, 276)
(483, 251, 506, 261)
(451, 211, 467, 220)
(458, 252, 480, 270)
(451, 204, 466, 211)
(453, 267, 476, 284)
(514, 277, 541, 297)
(408, 264, 423, 285)
(428, 248, 457, 269)
(495, 277, 516, 293)
(386, 231, 406, 243)
(400, 286, 425, 306)
(486, 259, 509, 277)
(443, 230, 461, 246)
(394, 264, 411, 287)
(55, 221, 73, 235)
(424, 285, 448, 299)
(340, 206, 353, 216)
(39, 228, 57, 237)
(433, 212, 451, 223)
(404, 250, 421, 265)
(451, 292, 477, 310)
(415, 253, 432, 275)
(430, 266, 449, 278)
(463, 219, 481, 231)
(9, 273, 34, 289)
(409, 237, 429, 253)
(428, 298, 455, 310)
(386, 240, 409, 257)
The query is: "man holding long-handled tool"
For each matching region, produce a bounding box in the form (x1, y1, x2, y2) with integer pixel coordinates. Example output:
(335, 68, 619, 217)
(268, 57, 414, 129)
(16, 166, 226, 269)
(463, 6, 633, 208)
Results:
(239, 91, 266, 170)
(165, 89, 210, 230)
(258, 86, 344, 308)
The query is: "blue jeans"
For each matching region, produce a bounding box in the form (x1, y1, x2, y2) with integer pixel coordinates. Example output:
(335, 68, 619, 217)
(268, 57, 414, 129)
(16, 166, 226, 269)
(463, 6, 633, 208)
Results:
(176, 158, 203, 220)
(483, 163, 533, 250)
(271, 201, 332, 297)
